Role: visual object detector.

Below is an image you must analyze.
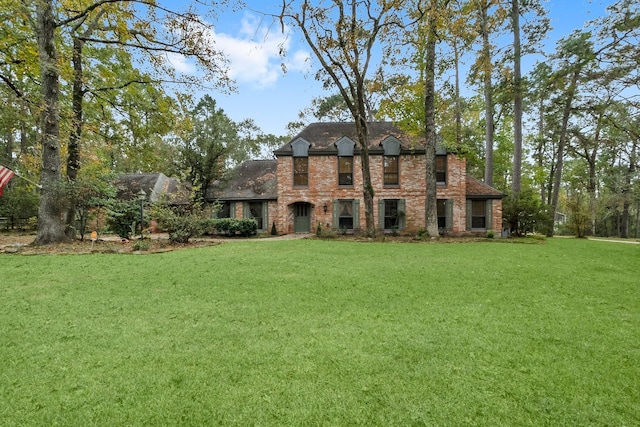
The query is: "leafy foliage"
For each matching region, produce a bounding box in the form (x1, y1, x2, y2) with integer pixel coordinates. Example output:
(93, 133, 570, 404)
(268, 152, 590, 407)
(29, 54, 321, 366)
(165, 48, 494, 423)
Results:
(502, 188, 550, 236)
(153, 205, 209, 244)
(105, 200, 144, 239)
(206, 218, 258, 237)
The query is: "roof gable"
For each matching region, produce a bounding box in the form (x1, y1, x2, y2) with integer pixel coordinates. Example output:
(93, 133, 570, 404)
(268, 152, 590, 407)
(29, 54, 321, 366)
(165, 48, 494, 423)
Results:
(114, 173, 190, 204)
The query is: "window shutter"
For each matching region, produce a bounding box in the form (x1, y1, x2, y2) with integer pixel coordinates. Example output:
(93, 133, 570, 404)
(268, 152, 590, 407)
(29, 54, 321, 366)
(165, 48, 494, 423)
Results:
(378, 199, 385, 230)
(230, 202, 236, 219)
(353, 199, 360, 230)
(486, 200, 493, 230)
(466, 200, 472, 230)
(262, 202, 269, 230)
(446, 199, 453, 231)
(398, 199, 406, 229)
(332, 199, 339, 230)
(243, 202, 249, 219)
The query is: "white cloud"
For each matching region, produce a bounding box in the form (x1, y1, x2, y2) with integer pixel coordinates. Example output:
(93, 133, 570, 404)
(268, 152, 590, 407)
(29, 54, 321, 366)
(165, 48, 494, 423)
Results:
(212, 13, 310, 88)
(165, 52, 195, 74)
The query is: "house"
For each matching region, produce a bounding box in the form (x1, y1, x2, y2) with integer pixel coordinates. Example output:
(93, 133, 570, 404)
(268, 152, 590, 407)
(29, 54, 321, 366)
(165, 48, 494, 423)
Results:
(114, 173, 191, 204)
(208, 122, 504, 236)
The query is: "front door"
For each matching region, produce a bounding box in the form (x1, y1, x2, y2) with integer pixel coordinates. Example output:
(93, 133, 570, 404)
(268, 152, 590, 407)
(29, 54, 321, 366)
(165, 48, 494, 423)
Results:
(293, 203, 311, 233)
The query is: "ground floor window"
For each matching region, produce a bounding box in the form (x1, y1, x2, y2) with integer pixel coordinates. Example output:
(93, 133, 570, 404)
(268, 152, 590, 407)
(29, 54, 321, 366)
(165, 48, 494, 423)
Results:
(333, 199, 360, 231)
(472, 200, 486, 229)
(245, 201, 267, 230)
(214, 201, 234, 219)
(378, 199, 406, 231)
(467, 199, 493, 230)
(437, 199, 446, 229)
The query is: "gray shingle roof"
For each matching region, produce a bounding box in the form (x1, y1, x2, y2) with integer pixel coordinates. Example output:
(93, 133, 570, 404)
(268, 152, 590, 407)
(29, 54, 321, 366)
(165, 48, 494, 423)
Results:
(207, 160, 277, 201)
(274, 122, 427, 155)
(114, 173, 191, 204)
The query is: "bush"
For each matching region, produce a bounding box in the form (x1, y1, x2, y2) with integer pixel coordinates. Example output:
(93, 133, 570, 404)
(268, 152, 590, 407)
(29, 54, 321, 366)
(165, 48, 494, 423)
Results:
(206, 218, 258, 237)
(106, 200, 143, 239)
(502, 189, 551, 237)
(153, 206, 207, 244)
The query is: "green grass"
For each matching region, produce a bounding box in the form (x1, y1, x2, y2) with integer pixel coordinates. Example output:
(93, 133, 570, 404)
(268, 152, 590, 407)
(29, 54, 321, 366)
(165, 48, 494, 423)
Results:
(1, 238, 639, 426)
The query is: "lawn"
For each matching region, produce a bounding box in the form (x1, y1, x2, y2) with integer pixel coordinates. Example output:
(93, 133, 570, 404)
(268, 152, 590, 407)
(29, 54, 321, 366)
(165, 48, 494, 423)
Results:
(1, 238, 638, 425)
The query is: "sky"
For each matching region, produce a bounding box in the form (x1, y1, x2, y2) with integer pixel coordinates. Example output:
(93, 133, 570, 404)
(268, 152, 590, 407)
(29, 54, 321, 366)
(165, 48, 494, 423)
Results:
(161, 0, 618, 137)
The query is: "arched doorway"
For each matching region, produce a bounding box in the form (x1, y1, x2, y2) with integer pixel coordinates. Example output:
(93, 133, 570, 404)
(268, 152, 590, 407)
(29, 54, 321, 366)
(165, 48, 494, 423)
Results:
(293, 202, 312, 233)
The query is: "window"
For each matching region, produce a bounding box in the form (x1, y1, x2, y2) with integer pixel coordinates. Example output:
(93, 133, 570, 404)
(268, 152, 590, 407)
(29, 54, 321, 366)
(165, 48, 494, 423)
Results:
(332, 199, 360, 231)
(291, 137, 310, 187)
(246, 201, 266, 230)
(378, 199, 406, 231)
(436, 155, 447, 184)
(384, 156, 399, 186)
(384, 199, 399, 229)
(437, 199, 447, 229)
(472, 200, 486, 229)
(215, 201, 233, 219)
(381, 136, 401, 186)
(293, 157, 308, 186)
(338, 157, 353, 186)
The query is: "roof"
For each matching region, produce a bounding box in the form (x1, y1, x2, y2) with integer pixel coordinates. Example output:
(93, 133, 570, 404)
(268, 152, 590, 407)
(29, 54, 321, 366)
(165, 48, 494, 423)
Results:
(274, 122, 437, 155)
(114, 173, 191, 204)
(206, 160, 277, 201)
(466, 175, 505, 199)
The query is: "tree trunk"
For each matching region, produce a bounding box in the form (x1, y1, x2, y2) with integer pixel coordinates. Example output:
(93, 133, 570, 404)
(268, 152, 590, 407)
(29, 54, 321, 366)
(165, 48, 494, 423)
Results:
(65, 36, 85, 238)
(548, 69, 579, 237)
(424, 10, 439, 237)
(453, 40, 462, 149)
(354, 112, 375, 237)
(34, 0, 67, 245)
(511, 0, 522, 194)
(480, 4, 494, 187)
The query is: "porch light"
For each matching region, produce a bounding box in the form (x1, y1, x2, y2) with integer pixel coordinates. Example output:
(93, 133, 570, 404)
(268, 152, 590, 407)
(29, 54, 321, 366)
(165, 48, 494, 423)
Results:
(323, 202, 328, 214)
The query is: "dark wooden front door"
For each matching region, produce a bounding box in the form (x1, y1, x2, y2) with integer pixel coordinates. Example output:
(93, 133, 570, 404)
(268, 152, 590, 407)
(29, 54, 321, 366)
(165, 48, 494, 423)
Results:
(293, 203, 311, 233)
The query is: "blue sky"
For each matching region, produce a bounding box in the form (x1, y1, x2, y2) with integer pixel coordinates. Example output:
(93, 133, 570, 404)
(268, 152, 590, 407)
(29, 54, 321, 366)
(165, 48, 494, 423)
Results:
(162, 0, 616, 136)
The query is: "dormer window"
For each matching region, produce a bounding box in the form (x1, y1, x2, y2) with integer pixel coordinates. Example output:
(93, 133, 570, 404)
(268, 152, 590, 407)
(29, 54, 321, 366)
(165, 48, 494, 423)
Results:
(381, 136, 401, 186)
(291, 138, 311, 187)
(335, 137, 355, 187)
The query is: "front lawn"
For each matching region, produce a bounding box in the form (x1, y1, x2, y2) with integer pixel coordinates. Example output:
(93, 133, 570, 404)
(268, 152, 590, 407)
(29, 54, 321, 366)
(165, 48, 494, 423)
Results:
(1, 238, 638, 425)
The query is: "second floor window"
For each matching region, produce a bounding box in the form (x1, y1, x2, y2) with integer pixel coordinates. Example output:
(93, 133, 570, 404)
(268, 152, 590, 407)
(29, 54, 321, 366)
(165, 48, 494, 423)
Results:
(436, 155, 447, 184)
(338, 157, 353, 186)
(293, 157, 308, 186)
(384, 155, 399, 186)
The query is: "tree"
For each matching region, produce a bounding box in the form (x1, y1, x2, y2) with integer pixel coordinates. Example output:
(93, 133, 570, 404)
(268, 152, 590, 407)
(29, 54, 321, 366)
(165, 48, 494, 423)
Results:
(181, 95, 264, 202)
(280, 0, 407, 236)
(422, 0, 450, 237)
(25, 0, 233, 244)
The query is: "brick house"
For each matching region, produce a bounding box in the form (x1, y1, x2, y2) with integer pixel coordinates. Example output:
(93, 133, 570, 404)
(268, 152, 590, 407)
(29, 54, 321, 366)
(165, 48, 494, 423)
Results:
(208, 122, 503, 236)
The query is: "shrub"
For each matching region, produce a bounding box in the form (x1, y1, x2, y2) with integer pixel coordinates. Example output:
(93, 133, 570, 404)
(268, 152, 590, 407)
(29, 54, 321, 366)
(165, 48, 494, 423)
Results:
(207, 218, 258, 237)
(153, 205, 207, 244)
(502, 189, 551, 237)
(106, 200, 143, 239)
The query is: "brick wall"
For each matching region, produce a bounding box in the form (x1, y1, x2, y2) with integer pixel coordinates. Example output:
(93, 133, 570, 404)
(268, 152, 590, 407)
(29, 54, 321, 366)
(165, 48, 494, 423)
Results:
(276, 152, 474, 235)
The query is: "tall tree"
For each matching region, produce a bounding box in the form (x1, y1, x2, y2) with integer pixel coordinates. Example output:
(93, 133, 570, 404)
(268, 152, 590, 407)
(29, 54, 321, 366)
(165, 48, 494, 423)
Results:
(35, 0, 66, 244)
(25, 0, 233, 244)
(181, 95, 264, 202)
(511, 0, 522, 194)
(422, 0, 450, 237)
(279, 0, 407, 236)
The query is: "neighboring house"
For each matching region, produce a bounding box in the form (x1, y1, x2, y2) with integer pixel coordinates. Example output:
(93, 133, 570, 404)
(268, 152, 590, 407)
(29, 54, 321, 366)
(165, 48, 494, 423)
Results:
(208, 122, 504, 235)
(114, 173, 191, 204)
